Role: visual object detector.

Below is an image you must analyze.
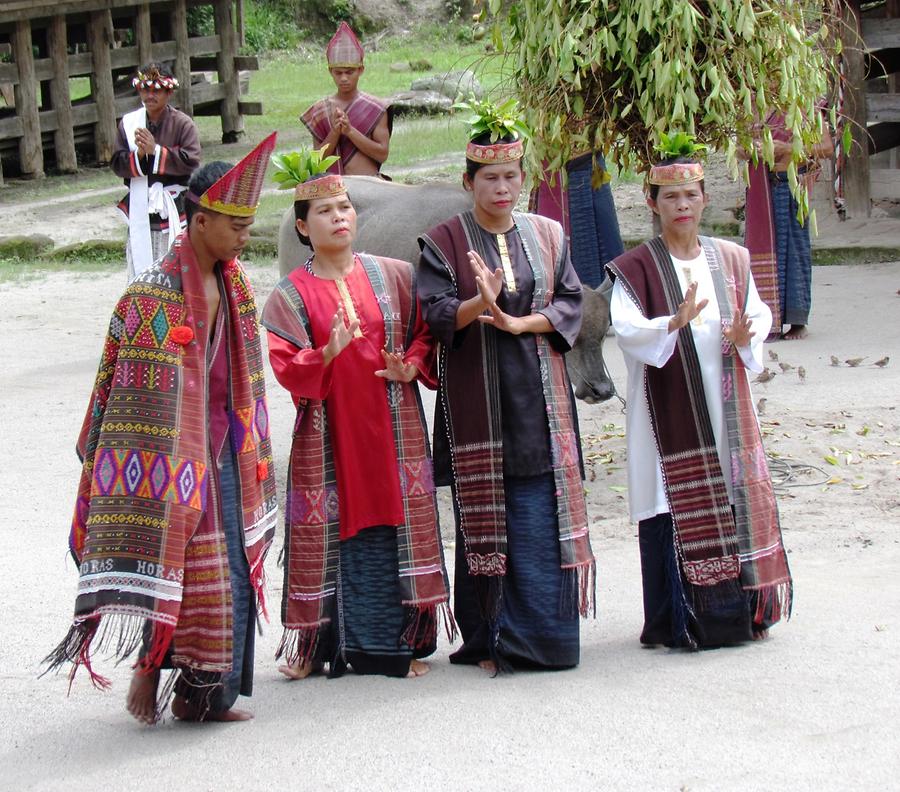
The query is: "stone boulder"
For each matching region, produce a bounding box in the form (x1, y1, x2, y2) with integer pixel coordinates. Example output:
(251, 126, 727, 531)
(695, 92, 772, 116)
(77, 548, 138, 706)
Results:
(388, 89, 453, 116)
(410, 69, 483, 101)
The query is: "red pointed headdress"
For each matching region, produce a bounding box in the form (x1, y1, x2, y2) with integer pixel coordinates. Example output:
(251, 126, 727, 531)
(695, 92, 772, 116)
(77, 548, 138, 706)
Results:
(326, 21, 364, 68)
(199, 132, 277, 217)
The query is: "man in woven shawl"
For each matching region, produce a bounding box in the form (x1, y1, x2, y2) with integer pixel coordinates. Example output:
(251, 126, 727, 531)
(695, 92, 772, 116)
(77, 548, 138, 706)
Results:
(606, 134, 793, 650)
(743, 111, 833, 340)
(300, 22, 392, 177)
(45, 134, 280, 724)
(111, 62, 201, 282)
(418, 101, 596, 673)
(262, 148, 451, 679)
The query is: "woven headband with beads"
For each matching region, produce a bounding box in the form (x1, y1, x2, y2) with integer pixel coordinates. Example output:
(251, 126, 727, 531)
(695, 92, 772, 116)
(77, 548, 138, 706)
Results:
(133, 68, 178, 91)
(647, 162, 704, 186)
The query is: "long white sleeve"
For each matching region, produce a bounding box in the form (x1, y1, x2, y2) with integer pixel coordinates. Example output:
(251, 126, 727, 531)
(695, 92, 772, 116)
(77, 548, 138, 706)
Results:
(610, 280, 679, 368)
(735, 272, 772, 374)
(611, 247, 766, 523)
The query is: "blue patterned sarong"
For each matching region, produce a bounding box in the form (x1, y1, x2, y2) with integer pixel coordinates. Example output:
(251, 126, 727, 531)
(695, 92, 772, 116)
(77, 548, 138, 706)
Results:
(450, 473, 580, 670)
(771, 176, 812, 326)
(567, 152, 625, 288)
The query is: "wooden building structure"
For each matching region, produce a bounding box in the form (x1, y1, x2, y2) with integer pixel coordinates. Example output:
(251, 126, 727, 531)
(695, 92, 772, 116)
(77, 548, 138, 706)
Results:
(0, 0, 261, 184)
(840, 0, 900, 217)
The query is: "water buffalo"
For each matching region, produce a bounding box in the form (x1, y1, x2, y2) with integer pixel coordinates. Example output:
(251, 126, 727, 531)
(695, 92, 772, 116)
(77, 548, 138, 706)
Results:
(277, 175, 614, 403)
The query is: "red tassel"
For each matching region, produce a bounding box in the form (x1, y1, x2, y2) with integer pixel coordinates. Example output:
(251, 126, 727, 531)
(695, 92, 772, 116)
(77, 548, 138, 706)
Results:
(250, 558, 269, 622)
(70, 625, 111, 693)
(135, 622, 175, 674)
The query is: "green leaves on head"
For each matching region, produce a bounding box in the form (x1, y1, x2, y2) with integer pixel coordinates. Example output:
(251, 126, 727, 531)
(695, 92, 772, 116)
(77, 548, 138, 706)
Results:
(452, 96, 531, 143)
(270, 145, 340, 190)
(655, 132, 707, 160)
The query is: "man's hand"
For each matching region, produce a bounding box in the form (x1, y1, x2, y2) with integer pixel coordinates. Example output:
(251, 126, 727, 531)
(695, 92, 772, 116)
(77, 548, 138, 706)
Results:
(668, 281, 708, 333)
(375, 350, 417, 382)
(134, 127, 156, 158)
(332, 107, 350, 135)
(322, 307, 358, 365)
(723, 310, 756, 349)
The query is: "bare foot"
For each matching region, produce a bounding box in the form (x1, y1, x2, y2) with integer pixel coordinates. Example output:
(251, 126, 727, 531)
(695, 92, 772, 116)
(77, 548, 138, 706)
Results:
(477, 659, 497, 674)
(406, 659, 430, 678)
(126, 668, 160, 725)
(170, 694, 253, 722)
(278, 660, 320, 681)
(782, 324, 807, 340)
(752, 628, 770, 641)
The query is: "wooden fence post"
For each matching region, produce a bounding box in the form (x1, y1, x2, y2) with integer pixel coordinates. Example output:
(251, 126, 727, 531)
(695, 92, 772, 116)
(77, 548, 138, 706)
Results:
(88, 9, 117, 164)
(48, 15, 78, 173)
(12, 20, 45, 178)
(842, 1, 871, 219)
(214, 0, 244, 142)
(136, 3, 152, 67)
(173, 0, 193, 116)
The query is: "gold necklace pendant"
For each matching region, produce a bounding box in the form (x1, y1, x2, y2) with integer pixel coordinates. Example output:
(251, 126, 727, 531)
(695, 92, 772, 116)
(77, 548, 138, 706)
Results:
(496, 232, 518, 293)
(335, 276, 364, 338)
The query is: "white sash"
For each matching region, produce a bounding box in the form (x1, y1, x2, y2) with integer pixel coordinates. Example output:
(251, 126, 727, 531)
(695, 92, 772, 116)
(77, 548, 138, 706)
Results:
(123, 107, 152, 279)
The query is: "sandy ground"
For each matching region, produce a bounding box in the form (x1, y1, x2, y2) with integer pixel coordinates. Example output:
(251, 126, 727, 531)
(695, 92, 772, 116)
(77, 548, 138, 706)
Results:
(0, 253, 898, 791)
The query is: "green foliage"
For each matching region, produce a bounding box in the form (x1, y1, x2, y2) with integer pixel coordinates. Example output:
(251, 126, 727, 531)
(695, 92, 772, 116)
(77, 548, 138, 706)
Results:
(243, 1, 307, 52)
(271, 146, 340, 188)
(291, 0, 375, 34)
(453, 96, 530, 142)
(187, 6, 214, 37)
(487, 0, 843, 219)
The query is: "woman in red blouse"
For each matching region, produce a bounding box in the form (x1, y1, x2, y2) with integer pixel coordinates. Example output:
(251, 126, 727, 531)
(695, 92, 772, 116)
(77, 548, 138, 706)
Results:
(262, 173, 452, 680)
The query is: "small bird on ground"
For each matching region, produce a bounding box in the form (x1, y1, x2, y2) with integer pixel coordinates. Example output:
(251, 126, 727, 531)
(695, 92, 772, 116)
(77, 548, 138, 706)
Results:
(778, 361, 794, 373)
(845, 357, 865, 367)
(755, 368, 777, 383)
(830, 355, 841, 367)
(756, 397, 767, 415)
(797, 366, 806, 382)
(768, 350, 779, 362)
(873, 356, 890, 368)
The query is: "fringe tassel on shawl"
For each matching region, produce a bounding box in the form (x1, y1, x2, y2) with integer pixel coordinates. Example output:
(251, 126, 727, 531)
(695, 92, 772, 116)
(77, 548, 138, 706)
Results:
(751, 580, 793, 625)
(559, 561, 597, 619)
(275, 625, 323, 667)
(153, 669, 180, 724)
(400, 602, 458, 650)
(468, 577, 510, 675)
(43, 615, 174, 691)
(401, 605, 435, 650)
(473, 574, 503, 626)
(250, 556, 269, 623)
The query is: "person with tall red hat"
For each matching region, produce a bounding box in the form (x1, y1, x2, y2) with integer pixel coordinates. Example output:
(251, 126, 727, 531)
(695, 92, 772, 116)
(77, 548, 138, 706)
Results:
(300, 22, 392, 177)
(45, 134, 280, 725)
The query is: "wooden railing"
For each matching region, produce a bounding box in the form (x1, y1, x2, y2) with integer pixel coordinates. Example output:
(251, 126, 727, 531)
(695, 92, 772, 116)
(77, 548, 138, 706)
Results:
(0, 0, 260, 182)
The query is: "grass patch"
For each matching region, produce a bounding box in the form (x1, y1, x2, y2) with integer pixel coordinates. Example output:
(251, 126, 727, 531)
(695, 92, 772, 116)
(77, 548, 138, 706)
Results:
(5, 26, 579, 217)
(811, 247, 900, 266)
(0, 255, 119, 283)
(197, 28, 503, 163)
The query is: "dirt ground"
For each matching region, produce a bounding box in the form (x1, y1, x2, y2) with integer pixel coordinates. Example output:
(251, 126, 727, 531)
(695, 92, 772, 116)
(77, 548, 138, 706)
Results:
(0, 181, 898, 789)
